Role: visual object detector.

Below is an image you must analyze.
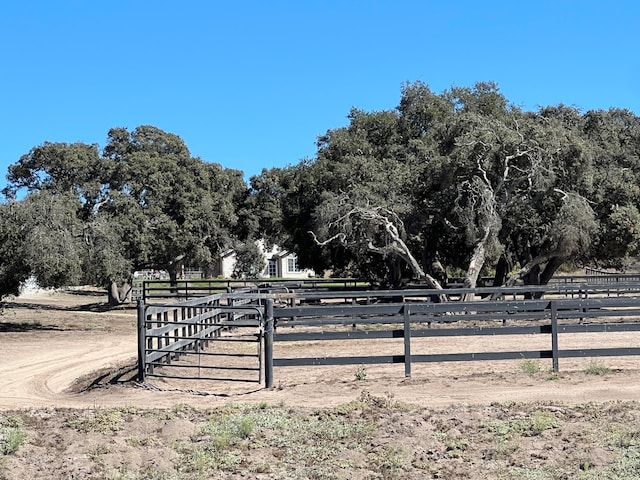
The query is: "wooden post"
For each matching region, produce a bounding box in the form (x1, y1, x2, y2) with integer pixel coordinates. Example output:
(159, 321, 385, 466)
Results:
(137, 299, 146, 382)
(404, 305, 412, 378)
(264, 298, 275, 388)
(551, 300, 559, 372)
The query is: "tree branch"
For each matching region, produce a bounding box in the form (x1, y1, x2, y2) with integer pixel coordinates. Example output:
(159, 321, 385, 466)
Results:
(308, 230, 346, 246)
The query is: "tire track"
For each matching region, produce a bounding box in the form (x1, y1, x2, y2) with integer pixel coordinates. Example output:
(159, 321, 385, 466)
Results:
(0, 331, 135, 408)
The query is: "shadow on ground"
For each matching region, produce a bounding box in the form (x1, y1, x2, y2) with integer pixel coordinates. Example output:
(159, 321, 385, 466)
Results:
(0, 322, 67, 332)
(2, 301, 132, 313)
(69, 363, 140, 393)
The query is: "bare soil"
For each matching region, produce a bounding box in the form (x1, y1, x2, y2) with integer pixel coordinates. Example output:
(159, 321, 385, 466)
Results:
(2, 288, 640, 479)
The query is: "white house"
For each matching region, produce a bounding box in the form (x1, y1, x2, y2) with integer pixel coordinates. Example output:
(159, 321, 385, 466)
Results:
(213, 241, 315, 279)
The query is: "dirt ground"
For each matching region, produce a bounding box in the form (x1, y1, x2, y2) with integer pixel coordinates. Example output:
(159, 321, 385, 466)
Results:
(2, 288, 640, 410)
(2, 288, 640, 479)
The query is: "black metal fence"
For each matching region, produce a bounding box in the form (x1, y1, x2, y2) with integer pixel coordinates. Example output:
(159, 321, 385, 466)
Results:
(136, 273, 640, 303)
(136, 278, 368, 302)
(137, 293, 267, 383)
(268, 294, 640, 384)
(137, 282, 640, 388)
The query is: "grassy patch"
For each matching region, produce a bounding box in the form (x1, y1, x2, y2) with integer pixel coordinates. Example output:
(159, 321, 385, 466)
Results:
(610, 427, 640, 449)
(369, 444, 407, 473)
(486, 410, 560, 440)
(0, 427, 28, 455)
(69, 408, 129, 433)
(172, 401, 379, 478)
(335, 390, 414, 415)
(502, 448, 640, 480)
(520, 359, 542, 374)
(0, 415, 28, 455)
(433, 431, 471, 458)
(585, 360, 611, 376)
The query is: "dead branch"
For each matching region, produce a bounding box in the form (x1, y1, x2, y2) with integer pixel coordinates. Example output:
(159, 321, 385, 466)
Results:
(308, 230, 346, 246)
(309, 204, 446, 295)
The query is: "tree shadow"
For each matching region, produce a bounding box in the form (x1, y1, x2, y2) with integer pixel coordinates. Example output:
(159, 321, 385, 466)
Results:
(61, 289, 107, 297)
(69, 302, 126, 313)
(2, 301, 131, 313)
(0, 322, 66, 332)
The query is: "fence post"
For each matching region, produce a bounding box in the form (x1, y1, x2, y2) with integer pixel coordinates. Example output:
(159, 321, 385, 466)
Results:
(264, 298, 275, 388)
(404, 305, 412, 378)
(137, 299, 146, 382)
(551, 300, 559, 372)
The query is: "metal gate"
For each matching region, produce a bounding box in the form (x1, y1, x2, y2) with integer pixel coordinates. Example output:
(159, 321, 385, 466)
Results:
(137, 295, 265, 383)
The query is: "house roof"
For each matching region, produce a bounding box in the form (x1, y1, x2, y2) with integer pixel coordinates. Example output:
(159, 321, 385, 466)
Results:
(270, 250, 294, 259)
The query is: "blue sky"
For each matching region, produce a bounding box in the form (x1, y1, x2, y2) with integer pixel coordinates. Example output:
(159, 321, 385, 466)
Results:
(1, 1, 639, 190)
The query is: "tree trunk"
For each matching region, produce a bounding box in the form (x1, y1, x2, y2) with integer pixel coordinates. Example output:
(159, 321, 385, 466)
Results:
(523, 264, 541, 284)
(108, 280, 132, 306)
(524, 256, 565, 299)
(399, 249, 447, 302)
(424, 250, 448, 287)
(462, 241, 487, 302)
(493, 255, 511, 287)
(377, 220, 447, 300)
(460, 226, 494, 302)
(523, 265, 541, 299)
(501, 250, 565, 299)
(168, 267, 179, 295)
(387, 257, 404, 289)
(540, 256, 564, 285)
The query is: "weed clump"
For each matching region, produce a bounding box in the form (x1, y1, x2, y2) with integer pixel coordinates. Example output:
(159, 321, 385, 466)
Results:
(0, 415, 28, 455)
(520, 359, 541, 374)
(585, 360, 611, 376)
(354, 364, 367, 381)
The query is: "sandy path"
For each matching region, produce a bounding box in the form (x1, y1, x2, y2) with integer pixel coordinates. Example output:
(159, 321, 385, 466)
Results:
(0, 330, 137, 409)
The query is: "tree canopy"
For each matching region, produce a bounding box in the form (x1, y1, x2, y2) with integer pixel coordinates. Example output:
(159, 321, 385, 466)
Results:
(3, 84, 640, 301)
(249, 82, 640, 288)
(1, 126, 249, 302)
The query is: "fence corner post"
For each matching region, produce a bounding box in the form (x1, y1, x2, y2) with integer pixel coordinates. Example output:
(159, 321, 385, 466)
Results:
(551, 300, 559, 372)
(137, 299, 146, 383)
(264, 298, 275, 389)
